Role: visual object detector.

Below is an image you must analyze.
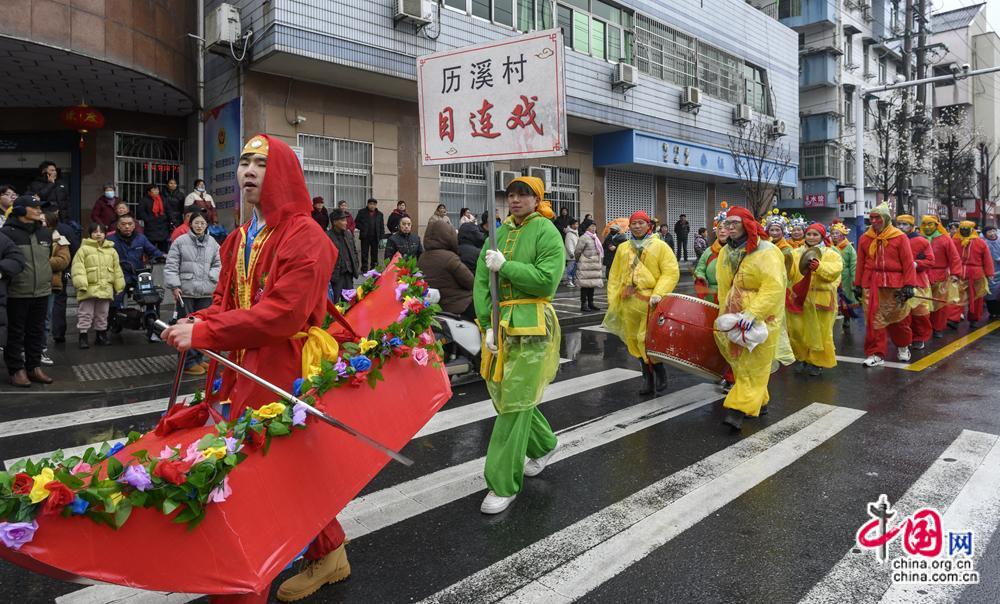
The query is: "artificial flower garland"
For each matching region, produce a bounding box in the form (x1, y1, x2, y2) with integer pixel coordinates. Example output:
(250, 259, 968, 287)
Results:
(0, 257, 442, 550)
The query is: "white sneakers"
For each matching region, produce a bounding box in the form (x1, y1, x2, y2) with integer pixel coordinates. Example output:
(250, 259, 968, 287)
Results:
(481, 491, 516, 514)
(524, 446, 559, 477)
(897, 347, 911, 362)
(481, 443, 559, 514)
(863, 354, 884, 367)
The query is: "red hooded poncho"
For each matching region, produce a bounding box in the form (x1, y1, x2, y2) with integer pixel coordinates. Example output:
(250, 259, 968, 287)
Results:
(192, 135, 337, 418)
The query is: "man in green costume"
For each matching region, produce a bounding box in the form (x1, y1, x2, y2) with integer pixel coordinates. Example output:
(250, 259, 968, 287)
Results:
(474, 176, 564, 515)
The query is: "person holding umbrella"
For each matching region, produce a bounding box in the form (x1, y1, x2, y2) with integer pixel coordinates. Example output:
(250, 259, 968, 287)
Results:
(475, 176, 564, 515)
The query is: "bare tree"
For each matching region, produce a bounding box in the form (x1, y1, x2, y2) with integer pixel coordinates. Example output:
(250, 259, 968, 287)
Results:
(727, 115, 792, 218)
(932, 105, 980, 222)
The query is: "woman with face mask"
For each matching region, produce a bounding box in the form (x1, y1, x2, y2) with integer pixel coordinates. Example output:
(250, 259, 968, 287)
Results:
(163, 211, 221, 375)
(183, 179, 218, 225)
(90, 182, 120, 230)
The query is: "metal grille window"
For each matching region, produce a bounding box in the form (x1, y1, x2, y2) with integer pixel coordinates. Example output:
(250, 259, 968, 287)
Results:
(666, 178, 707, 239)
(605, 169, 654, 223)
(298, 134, 372, 213)
(697, 42, 741, 103)
(801, 143, 840, 180)
(114, 133, 184, 214)
(440, 162, 489, 223)
(544, 165, 582, 219)
(635, 14, 696, 87)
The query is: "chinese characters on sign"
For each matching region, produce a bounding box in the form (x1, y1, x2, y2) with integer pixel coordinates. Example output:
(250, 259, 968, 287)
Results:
(418, 30, 567, 165)
(804, 193, 826, 208)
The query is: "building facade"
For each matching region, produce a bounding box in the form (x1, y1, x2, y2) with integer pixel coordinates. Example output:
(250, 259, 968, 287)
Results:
(206, 0, 799, 241)
(930, 3, 1000, 224)
(0, 0, 198, 223)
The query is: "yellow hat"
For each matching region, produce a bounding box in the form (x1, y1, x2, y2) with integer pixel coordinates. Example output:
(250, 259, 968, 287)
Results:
(241, 135, 269, 157)
(506, 176, 554, 219)
(920, 214, 948, 236)
(896, 214, 915, 225)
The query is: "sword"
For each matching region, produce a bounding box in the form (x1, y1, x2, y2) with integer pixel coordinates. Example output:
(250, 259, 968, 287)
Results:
(153, 320, 413, 466)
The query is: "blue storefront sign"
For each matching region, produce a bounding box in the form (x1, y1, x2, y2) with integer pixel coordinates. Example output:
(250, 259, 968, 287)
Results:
(593, 129, 797, 188)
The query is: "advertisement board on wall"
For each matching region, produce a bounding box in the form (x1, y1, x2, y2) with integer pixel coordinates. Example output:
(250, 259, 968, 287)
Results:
(417, 29, 567, 166)
(204, 97, 242, 228)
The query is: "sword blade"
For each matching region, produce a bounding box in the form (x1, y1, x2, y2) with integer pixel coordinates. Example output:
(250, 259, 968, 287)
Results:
(154, 320, 413, 466)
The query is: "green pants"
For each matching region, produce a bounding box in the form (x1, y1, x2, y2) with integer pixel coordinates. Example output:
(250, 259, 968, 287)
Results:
(484, 407, 558, 497)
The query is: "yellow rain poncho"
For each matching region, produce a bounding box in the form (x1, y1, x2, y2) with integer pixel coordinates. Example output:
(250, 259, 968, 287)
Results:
(604, 235, 680, 362)
(715, 240, 786, 416)
(786, 245, 843, 368)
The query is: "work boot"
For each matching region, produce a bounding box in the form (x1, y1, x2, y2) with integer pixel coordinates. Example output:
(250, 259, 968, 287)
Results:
(638, 361, 655, 395)
(10, 369, 30, 388)
(276, 543, 351, 602)
(78, 333, 90, 349)
(95, 330, 111, 346)
(933, 330, 944, 338)
(27, 368, 53, 384)
(652, 363, 668, 394)
(808, 364, 822, 377)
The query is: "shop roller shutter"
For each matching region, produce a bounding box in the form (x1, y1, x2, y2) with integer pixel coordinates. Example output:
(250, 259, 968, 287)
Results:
(666, 178, 708, 237)
(605, 169, 655, 222)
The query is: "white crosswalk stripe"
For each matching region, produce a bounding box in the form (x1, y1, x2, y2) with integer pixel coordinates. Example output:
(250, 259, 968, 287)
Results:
(423, 403, 865, 603)
(800, 429, 1000, 604)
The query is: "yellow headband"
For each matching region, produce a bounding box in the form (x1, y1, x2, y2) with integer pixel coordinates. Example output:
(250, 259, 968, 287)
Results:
(241, 135, 269, 157)
(896, 214, 915, 226)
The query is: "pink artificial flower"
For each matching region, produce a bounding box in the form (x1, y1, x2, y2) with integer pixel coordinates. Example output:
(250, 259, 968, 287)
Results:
(183, 441, 205, 464)
(70, 462, 92, 475)
(412, 347, 429, 367)
(157, 445, 178, 460)
(419, 332, 434, 346)
(208, 476, 231, 503)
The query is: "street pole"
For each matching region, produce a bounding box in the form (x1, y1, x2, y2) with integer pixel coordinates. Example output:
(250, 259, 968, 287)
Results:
(898, 0, 914, 215)
(486, 162, 499, 337)
(196, 0, 205, 181)
(854, 65, 1000, 228)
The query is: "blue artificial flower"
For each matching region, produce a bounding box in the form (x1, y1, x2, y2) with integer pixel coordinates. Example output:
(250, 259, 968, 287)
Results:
(68, 496, 89, 515)
(388, 337, 403, 348)
(292, 377, 304, 397)
(212, 377, 223, 393)
(350, 355, 372, 372)
(107, 442, 125, 456)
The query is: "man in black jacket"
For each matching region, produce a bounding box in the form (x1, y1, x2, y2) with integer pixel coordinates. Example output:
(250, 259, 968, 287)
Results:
(0, 229, 27, 350)
(602, 224, 627, 278)
(384, 216, 422, 260)
(674, 214, 690, 262)
(27, 161, 70, 220)
(355, 198, 385, 271)
(163, 178, 186, 227)
(457, 212, 488, 274)
(328, 209, 359, 303)
(1, 196, 54, 386)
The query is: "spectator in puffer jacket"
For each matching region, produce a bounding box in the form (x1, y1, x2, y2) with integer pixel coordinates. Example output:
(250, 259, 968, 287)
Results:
(164, 212, 221, 375)
(90, 182, 121, 230)
(71, 223, 125, 349)
(0, 229, 26, 349)
(457, 212, 488, 274)
(384, 216, 422, 260)
(418, 219, 474, 319)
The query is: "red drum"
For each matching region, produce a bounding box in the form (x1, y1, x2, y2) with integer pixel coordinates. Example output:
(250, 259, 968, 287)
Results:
(645, 293, 728, 381)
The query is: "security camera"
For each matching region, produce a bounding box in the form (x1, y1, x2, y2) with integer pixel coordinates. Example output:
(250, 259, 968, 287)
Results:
(292, 115, 307, 125)
(949, 64, 962, 74)
(962, 63, 971, 73)
(895, 74, 906, 84)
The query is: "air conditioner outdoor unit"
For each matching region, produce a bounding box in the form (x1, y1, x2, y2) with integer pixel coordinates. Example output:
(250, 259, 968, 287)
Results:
(527, 166, 551, 190)
(681, 86, 702, 111)
(205, 3, 242, 51)
(613, 62, 638, 89)
(495, 170, 518, 192)
(394, 0, 434, 26)
(733, 103, 752, 124)
(769, 119, 787, 137)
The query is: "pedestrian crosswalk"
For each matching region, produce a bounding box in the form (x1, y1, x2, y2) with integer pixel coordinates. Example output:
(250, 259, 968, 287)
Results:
(3, 345, 999, 603)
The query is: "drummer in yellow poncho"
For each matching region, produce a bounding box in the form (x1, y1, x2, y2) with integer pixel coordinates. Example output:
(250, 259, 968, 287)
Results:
(604, 210, 680, 396)
(714, 206, 787, 431)
(786, 222, 842, 376)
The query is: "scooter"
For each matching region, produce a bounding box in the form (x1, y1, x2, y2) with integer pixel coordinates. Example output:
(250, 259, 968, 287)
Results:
(426, 288, 483, 384)
(109, 266, 164, 339)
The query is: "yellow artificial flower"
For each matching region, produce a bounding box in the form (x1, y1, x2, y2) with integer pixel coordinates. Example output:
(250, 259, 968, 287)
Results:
(253, 402, 287, 420)
(359, 337, 378, 354)
(356, 287, 365, 301)
(28, 467, 55, 503)
(109, 492, 124, 506)
(201, 446, 227, 460)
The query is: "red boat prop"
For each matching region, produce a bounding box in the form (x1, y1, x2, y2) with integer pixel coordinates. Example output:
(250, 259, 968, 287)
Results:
(0, 257, 451, 595)
(645, 293, 728, 380)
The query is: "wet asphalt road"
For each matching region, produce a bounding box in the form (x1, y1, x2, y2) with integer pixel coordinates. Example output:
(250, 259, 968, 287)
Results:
(1, 305, 999, 603)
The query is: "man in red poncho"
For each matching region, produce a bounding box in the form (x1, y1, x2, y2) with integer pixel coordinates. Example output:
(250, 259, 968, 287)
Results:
(162, 135, 350, 603)
(853, 203, 917, 367)
(952, 220, 996, 327)
(895, 215, 934, 349)
(920, 214, 962, 337)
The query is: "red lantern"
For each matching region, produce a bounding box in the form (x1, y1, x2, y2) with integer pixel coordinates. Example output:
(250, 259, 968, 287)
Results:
(61, 104, 106, 149)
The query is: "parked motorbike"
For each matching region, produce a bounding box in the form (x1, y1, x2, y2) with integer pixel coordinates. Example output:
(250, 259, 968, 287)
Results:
(109, 266, 164, 339)
(428, 287, 482, 384)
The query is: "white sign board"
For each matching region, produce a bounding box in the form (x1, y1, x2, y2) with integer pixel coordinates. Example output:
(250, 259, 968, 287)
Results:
(417, 29, 567, 166)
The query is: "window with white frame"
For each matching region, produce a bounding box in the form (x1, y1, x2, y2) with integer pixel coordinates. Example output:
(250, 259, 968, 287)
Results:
(743, 63, 771, 114)
(439, 162, 489, 223)
(844, 31, 854, 66)
(878, 57, 887, 83)
(844, 86, 855, 126)
(801, 143, 840, 180)
(556, 0, 631, 63)
(543, 165, 581, 219)
(635, 14, 696, 87)
(697, 43, 741, 104)
(447, 0, 554, 31)
(298, 134, 372, 213)
(114, 132, 184, 214)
